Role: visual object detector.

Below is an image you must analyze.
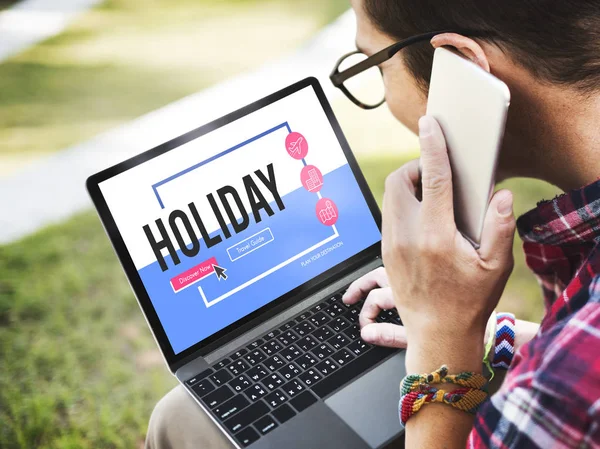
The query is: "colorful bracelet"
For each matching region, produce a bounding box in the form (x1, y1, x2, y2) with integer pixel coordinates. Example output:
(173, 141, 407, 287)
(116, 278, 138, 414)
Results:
(491, 312, 516, 370)
(400, 365, 488, 396)
(399, 386, 488, 425)
(483, 311, 498, 379)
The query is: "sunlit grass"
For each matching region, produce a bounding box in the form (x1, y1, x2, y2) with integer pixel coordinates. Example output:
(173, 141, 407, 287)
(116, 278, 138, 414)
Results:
(0, 0, 348, 164)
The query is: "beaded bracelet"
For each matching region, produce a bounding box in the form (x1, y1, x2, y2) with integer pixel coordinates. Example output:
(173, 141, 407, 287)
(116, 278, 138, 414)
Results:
(491, 313, 516, 370)
(400, 365, 488, 396)
(399, 386, 488, 425)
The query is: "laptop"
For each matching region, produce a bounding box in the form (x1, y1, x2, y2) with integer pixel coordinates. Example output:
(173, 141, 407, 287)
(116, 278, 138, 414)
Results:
(87, 77, 406, 449)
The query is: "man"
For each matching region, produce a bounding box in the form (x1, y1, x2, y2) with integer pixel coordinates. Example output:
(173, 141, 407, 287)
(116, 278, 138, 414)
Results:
(146, 0, 600, 447)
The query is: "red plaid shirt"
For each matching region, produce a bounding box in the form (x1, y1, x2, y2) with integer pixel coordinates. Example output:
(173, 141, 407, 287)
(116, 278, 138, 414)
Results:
(469, 179, 600, 448)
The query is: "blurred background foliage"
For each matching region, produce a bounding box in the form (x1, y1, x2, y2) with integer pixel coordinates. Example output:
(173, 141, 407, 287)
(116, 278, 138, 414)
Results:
(0, 0, 560, 447)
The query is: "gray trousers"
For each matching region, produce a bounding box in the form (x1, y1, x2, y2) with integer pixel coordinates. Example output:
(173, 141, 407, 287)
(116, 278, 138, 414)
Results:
(145, 386, 233, 449)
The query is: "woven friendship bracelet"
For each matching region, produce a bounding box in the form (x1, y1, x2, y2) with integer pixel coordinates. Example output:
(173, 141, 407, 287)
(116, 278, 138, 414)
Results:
(399, 386, 488, 425)
(400, 365, 488, 396)
(492, 313, 516, 370)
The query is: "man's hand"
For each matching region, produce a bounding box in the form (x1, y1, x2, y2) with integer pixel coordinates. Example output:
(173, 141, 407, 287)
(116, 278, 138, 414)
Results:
(342, 267, 406, 348)
(383, 115, 517, 375)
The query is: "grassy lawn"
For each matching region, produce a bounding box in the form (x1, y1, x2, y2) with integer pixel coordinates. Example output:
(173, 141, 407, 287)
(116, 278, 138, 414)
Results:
(0, 151, 559, 448)
(0, 0, 348, 174)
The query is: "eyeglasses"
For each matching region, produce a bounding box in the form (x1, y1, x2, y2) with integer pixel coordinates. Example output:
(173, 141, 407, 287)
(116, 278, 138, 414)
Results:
(330, 30, 485, 109)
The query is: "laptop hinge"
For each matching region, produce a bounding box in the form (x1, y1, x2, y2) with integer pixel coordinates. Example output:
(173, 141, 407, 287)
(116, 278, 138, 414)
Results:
(174, 257, 382, 378)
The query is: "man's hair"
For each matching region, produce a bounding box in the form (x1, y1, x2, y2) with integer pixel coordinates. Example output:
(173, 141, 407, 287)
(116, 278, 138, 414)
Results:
(364, 0, 600, 92)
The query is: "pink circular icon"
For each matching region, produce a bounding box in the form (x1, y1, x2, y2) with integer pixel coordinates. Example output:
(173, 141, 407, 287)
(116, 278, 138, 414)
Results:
(316, 197, 339, 226)
(301, 165, 324, 193)
(285, 132, 308, 160)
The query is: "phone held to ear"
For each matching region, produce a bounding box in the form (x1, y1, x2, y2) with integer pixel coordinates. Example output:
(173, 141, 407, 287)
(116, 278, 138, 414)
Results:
(426, 47, 511, 248)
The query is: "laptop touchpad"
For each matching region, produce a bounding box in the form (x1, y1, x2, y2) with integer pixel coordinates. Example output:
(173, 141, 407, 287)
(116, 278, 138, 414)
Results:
(325, 352, 406, 449)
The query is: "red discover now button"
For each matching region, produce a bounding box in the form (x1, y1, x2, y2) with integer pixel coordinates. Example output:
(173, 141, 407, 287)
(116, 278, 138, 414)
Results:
(170, 257, 218, 292)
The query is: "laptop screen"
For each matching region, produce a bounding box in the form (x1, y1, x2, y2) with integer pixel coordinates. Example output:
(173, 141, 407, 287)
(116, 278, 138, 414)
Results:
(98, 85, 381, 355)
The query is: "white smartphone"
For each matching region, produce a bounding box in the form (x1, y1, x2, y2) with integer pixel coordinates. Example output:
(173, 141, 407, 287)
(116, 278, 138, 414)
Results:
(426, 47, 511, 247)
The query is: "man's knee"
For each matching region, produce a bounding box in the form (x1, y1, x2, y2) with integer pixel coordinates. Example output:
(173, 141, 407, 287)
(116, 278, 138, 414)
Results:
(145, 385, 232, 449)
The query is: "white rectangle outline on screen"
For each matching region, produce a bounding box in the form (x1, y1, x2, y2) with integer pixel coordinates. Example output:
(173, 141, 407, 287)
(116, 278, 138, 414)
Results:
(199, 222, 339, 308)
(226, 227, 275, 262)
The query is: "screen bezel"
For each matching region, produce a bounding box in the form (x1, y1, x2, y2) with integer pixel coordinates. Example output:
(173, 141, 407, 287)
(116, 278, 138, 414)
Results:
(86, 77, 382, 371)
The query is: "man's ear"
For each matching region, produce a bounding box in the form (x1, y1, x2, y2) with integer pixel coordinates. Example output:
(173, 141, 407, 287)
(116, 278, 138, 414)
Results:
(430, 33, 490, 72)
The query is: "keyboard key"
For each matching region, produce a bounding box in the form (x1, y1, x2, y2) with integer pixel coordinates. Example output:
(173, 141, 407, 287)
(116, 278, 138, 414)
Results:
(297, 335, 319, 352)
(315, 359, 339, 377)
(295, 321, 315, 336)
(272, 403, 296, 424)
(186, 368, 213, 387)
(279, 319, 297, 332)
(231, 349, 248, 360)
(332, 348, 355, 366)
(297, 312, 312, 322)
(203, 385, 234, 409)
(263, 373, 285, 390)
(210, 369, 233, 387)
(313, 343, 334, 360)
(309, 312, 329, 327)
(343, 308, 360, 322)
(264, 330, 281, 341)
(254, 415, 278, 435)
(324, 303, 345, 318)
(282, 379, 305, 397)
(248, 338, 264, 350)
(279, 362, 301, 381)
(228, 359, 250, 376)
(329, 316, 351, 332)
(230, 375, 252, 393)
(264, 389, 287, 408)
(214, 359, 231, 371)
(310, 302, 327, 314)
(244, 349, 266, 366)
(280, 344, 302, 362)
(246, 364, 270, 382)
(327, 295, 339, 304)
(262, 340, 282, 356)
(313, 346, 397, 399)
(296, 353, 318, 370)
(264, 355, 285, 372)
(191, 378, 215, 397)
(298, 368, 322, 387)
(278, 330, 299, 346)
(214, 394, 250, 421)
(313, 326, 334, 342)
(347, 339, 371, 357)
(235, 426, 259, 447)
(329, 334, 350, 351)
(245, 384, 268, 402)
(344, 324, 361, 340)
(290, 391, 318, 412)
(224, 400, 269, 433)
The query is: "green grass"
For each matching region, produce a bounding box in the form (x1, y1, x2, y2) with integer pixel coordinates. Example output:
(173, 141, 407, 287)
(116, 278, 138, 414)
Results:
(0, 153, 560, 448)
(0, 0, 348, 160)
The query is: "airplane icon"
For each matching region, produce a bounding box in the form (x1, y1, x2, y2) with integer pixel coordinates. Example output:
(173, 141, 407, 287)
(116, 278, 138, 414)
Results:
(288, 136, 304, 156)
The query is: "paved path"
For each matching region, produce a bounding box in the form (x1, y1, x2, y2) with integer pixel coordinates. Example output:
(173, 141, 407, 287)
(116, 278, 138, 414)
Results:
(0, 11, 359, 244)
(0, 0, 102, 62)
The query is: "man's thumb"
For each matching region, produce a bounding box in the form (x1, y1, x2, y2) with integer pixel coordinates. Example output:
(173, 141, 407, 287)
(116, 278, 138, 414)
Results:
(361, 323, 407, 348)
(479, 189, 516, 265)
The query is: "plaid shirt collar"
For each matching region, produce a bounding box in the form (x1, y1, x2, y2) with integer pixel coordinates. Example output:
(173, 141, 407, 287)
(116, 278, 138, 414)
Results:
(516, 179, 600, 331)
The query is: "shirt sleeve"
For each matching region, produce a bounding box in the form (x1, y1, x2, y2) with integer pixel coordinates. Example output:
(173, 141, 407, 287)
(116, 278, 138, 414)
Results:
(467, 279, 600, 449)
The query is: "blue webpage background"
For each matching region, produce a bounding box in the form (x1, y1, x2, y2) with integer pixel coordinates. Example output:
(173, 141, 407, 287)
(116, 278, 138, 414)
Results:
(138, 163, 381, 355)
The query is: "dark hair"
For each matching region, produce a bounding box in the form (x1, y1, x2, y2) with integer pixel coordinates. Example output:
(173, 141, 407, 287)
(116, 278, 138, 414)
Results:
(363, 0, 600, 92)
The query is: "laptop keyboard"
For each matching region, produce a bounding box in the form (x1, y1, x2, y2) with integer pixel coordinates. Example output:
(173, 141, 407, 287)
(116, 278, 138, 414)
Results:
(185, 289, 401, 447)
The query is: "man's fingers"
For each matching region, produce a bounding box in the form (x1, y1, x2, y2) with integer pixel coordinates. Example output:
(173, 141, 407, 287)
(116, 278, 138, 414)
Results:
(358, 287, 395, 328)
(342, 267, 389, 304)
(361, 323, 407, 348)
(418, 116, 454, 222)
(478, 189, 516, 267)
